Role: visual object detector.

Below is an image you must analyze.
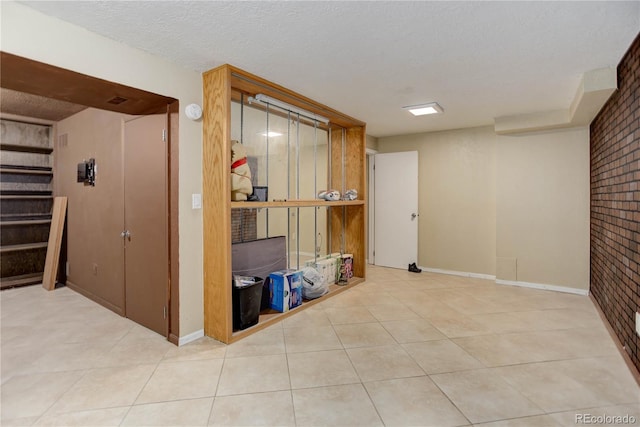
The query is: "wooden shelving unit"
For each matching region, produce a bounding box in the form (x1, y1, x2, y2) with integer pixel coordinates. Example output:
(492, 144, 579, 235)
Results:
(202, 64, 367, 344)
(231, 200, 365, 209)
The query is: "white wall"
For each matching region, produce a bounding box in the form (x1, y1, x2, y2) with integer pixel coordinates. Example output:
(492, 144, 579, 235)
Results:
(1, 2, 204, 337)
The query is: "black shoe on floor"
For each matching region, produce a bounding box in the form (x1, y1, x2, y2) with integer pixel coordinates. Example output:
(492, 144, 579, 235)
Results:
(408, 263, 422, 273)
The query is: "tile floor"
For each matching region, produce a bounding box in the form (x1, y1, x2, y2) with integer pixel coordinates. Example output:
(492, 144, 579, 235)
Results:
(2, 265, 639, 426)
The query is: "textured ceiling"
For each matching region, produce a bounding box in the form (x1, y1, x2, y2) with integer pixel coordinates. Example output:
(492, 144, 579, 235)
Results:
(0, 88, 87, 121)
(17, 1, 640, 137)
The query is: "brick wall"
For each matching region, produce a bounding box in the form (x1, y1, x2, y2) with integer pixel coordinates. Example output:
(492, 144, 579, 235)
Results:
(591, 33, 640, 372)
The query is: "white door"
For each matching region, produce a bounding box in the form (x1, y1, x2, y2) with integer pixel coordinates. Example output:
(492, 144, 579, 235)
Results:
(374, 151, 419, 269)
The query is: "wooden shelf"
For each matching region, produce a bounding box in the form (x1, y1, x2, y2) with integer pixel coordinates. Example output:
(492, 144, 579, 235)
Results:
(203, 64, 367, 344)
(0, 195, 53, 200)
(0, 143, 53, 154)
(0, 242, 48, 253)
(0, 272, 44, 289)
(231, 199, 365, 209)
(0, 219, 51, 226)
(229, 277, 365, 343)
(0, 168, 53, 176)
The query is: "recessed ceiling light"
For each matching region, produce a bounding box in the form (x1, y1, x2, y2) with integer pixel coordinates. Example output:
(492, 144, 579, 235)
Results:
(403, 102, 443, 116)
(259, 131, 283, 137)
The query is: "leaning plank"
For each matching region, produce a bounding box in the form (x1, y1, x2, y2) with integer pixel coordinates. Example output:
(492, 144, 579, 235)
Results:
(42, 197, 67, 291)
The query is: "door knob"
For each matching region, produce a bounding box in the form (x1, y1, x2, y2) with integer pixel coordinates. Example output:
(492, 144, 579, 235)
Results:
(120, 230, 131, 239)
(411, 213, 418, 220)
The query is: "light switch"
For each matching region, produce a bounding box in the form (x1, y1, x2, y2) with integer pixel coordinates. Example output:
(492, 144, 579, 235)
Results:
(192, 193, 202, 209)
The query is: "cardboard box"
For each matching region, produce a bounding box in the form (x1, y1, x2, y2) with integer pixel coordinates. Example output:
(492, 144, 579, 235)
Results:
(269, 269, 303, 312)
(305, 257, 338, 286)
(338, 253, 353, 285)
(288, 270, 302, 309)
(316, 259, 334, 286)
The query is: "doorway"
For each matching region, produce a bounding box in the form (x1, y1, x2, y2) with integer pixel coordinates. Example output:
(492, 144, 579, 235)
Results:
(0, 52, 180, 342)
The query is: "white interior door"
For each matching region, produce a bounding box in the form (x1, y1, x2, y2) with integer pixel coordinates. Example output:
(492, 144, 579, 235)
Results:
(374, 151, 418, 269)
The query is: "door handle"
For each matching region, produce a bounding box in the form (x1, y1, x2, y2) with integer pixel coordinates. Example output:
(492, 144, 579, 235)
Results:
(411, 213, 418, 220)
(120, 230, 131, 240)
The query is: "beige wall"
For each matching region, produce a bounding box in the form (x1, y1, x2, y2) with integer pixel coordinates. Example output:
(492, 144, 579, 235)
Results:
(366, 134, 378, 151)
(496, 127, 590, 290)
(55, 108, 129, 312)
(1, 2, 204, 338)
(378, 127, 497, 276)
(378, 125, 590, 291)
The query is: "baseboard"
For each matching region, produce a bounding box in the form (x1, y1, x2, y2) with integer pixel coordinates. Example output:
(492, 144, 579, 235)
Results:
(178, 329, 204, 346)
(495, 279, 589, 296)
(422, 267, 496, 281)
(421, 268, 590, 296)
(66, 280, 125, 316)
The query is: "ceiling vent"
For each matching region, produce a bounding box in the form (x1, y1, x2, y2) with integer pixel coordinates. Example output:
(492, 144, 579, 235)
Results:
(107, 96, 128, 105)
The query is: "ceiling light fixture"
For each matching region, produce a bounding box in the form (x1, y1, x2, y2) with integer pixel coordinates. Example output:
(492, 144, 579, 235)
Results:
(403, 102, 444, 116)
(249, 94, 330, 124)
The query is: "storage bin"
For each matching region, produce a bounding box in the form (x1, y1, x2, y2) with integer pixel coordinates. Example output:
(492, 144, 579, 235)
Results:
(232, 276, 263, 330)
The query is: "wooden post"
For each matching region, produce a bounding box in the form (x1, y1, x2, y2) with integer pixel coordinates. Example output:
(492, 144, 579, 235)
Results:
(42, 197, 67, 291)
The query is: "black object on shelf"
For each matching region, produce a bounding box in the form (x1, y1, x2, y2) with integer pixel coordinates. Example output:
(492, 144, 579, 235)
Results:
(232, 276, 264, 330)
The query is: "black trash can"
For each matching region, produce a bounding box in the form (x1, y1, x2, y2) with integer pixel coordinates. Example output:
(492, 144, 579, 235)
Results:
(232, 276, 264, 330)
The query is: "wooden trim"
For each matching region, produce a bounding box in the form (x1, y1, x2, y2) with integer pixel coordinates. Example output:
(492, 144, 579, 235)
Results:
(203, 64, 367, 343)
(229, 277, 365, 343)
(0, 52, 176, 116)
(203, 65, 233, 342)
(224, 65, 365, 129)
(231, 200, 365, 209)
(42, 196, 67, 291)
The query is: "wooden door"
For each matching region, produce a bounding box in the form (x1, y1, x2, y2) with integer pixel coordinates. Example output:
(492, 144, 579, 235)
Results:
(374, 151, 419, 269)
(123, 114, 168, 336)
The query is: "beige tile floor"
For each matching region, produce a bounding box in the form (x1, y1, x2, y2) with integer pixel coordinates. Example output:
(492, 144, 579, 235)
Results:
(2, 265, 639, 426)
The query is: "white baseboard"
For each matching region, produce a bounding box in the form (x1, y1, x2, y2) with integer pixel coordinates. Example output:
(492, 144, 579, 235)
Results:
(178, 329, 204, 346)
(422, 267, 496, 281)
(495, 279, 589, 296)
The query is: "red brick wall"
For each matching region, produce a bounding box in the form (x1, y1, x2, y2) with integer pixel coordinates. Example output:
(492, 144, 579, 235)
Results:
(591, 33, 640, 372)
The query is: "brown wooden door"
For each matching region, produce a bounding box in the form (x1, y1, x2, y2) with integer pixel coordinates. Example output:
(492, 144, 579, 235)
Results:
(123, 114, 168, 336)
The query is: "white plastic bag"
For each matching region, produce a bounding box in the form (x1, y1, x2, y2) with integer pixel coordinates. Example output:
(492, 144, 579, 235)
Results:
(301, 267, 329, 299)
